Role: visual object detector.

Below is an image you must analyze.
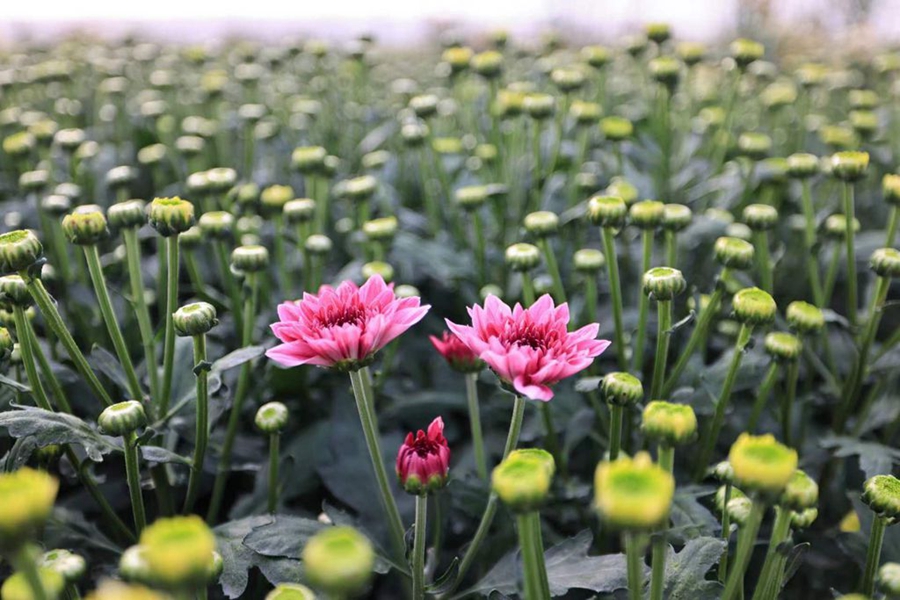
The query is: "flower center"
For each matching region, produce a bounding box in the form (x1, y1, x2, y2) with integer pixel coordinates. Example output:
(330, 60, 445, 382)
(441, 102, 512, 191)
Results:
(319, 304, 367, 328)
(411, 438, 439, 458)
(504, 321, 558, 351)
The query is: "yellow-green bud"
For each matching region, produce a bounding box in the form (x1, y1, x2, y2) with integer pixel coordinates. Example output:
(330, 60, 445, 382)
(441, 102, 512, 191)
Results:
(174, 302, 218, 337)
(362, 150, 390, 171)
(400, 122, 428, 146)
(764, 332, 802, 361)
(573, 249, 605, 273)
(1, 568, 65, 600)
(455, 186, 488, 211)
(344, 176, 377, 202)
(119, 545, 152, 584)
(106, 166, 136, 189)
(728, 433, 797, 494)
(727, 496, 754, 527)
(492, 449, 555, 513)
(231, 245, 269, 272)
(409, 94, 439, 119)
(305, 234, 333, 256)
(730, 38, 764, 68)
(606, 178, 639, 206)
(284, 199, 316, 224)
(302, 527, 374, 597)
(233, 183, 260, 208)
(140, 516, 216, 589)
(41, 195, 72, 218)
(523, 93, 555, 120)
(505, 243, 541, 272)
(62, 205, 109, 245)
(0, 230, 44, 275)
(0, 275, 31, 306)
(850, 110, 878, 138)
(255, 401, 289, 434)
(601, 372, 643, 406)
(732, 287, 777, 326)
(3, 131, 36, 157)
(0, 467, 59, 548)
(714, 236, 755, 270)
(714, 484, 745, 514)
(710, 461, 735, 484)
(643, 267, 686, 301)
(99, 401, 147, 436)
(594, 452, 674, 530)
(649, 56, 681, 88)
(206, 168, 237, 192)
(863, 474, 900, 519)
(742, 204, 778, 231)
(266, 583, 317, 600)
(662, 204, 692, 231)
(198, 211, 234, 240)
(641, 401, 697, 446)
(791, 507, 818, 530)
(785, 301, 824, 335)
(879, 563, 900, 597)
(883, 174, 900, 206)
(824, 214, 859, 240)
(186, 172, 211, 196)
(551, 67, 585, 93)
(291, 146, 327, 174)
(582, 45, 610, 69)
(395, 285, 420, 299)
(260, 185, 295, 215)
(761, 81, 797, 109)
(472, 51, 503, 78)
(20, 170, 50, 193)
(587, 195, 627, 228)
(849, 89, 879, 110)
(570, 100, 602, 124)
(780, 469, 818, 511)
(362, 216, 398, 242)
(624, 34, 649, 57)
(137, 144, 167, 166)
(629, 200, 665, 229)
(148, 197, 196, 237)
(87, 580, 168, 600)
(830, 151, 870, 182)
(180, 227, 203, 249)
(0, 327, 13, 361)
(871, 248, 900, 278)
(523, 211, 559, 237)
(40, 549, 87, 583)
(725, 223, 751, 242)
(737, 132, 772, 160)
(108, 200, 147, 230)
(176, 135, 205, 157)
(361, 261, 394, 282)
(54, 128, 86, 151)
(675, 41, 705, 66)
(645, 22, 670, 44)
(786, 153, 819, 179)
(600, 116, 633, 142)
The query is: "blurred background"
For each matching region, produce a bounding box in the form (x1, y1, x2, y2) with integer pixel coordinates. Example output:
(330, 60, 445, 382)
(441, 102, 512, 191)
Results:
(2, 0, 900, 49)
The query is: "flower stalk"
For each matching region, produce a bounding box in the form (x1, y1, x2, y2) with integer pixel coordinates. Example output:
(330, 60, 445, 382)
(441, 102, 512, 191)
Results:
(412, 494, 428, 600)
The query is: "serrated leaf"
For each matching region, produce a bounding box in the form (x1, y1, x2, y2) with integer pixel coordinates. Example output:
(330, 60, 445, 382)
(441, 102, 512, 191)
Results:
(669, 485, 718, 540)
(821, 436, 900, 479)
(0, 406, 117, 461)
(241, 515, 325, 558)
(664, 536, 726, 599)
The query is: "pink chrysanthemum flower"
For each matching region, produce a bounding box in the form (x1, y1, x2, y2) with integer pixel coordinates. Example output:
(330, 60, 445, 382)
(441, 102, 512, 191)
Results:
(430, 331, 485, 373)
(396, 417, 451, 495)
(266, 275, 430, 371)
(446, 294, 610, 401)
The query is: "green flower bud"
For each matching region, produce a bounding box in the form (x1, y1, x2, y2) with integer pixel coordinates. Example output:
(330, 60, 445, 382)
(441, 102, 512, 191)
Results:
(119, 545, 152, 584)
(454, 186, 488, 211)
(180, 227, 203, 249)
(606, 178, 639, 206)
(233, 183, 261, 209)
(260, 185, 295, 215)
(780, 469, 818, 511)
(99, 401, 147, 436)
(137, 143, 167, 166)
(714, 484, 745, 514)
(62, 205, 109, 245)
(523, 211, 559, 237)
(601, 372, 644, 406)
(850, 110, 878, 137)
(523, 93, 555, 120)
(878, 563, 900, 597)
(362, 216, 398, 242)
(186, 172, 211, 195)
(871, 248, 900, 278)
(570, 100, 602, 124)
(409, 94, 439, 119)
(2, 131, 36, 157)
(475, 144, 498, 164)
(863, 474, 900, 519)
(207, 550, 224, 583)
(674, 41, 704, 66)
(106, 165, 136, 189)
(573, 249, 605, 273)
(849, 89, 879, 110)
(505, 243, 541, 272)
(472, 51, 503, 78)
(284, 199, 316, 224)
(710, 461, 735, 484)
(40, 549, 87, 583)
(198, 211, 234, 240)
(645, 22, 670, 44)
(764, 332, 802, 361)
(600, 116, 633, 142)
(0, 230, 44, 275)
(737, 132, 772, 160)
(108, 200, 147, 230)
(624, 34, 649, 57)
(140, 515, 216, 589)
(20, 170, 50, 193)
(641, 401, 697, 446)
(344, 176, 377, 202)
(729, 433, 797, 494)
(41, 195, 72, 218)
(395, 285, 421, 299)
(587, 195, 627, 228)
(594, 452, 674, 530)
(291, 146, 327, 174)
(643, 267, 686, 301)
(266, 583, 317, 600)
(730, 38, 764, 68)
(732, 287, 777, 326)
(148, 197, 196, 237)
(649, 56, 681, 88)
(206, 168, 237, 192)
(582, 45, 610, 69)
(302, 527, 374, 597)
(823, 214, 859, 240)
(362, 150, 390, 171)
(728, 224, 754, 245)
(0, 275, 31, 306)
(551, 67, 586, 92)
(255, 401, 289, 434)
(662, 204, 692, 231)
(492, 449, 555, 513)
(0, 467, 59, 548)
(0, 327, 13, 361)
(176, 135, 205, 157)
(786, 153, 819, 179)
(785, 301, 824, 335)
(361, 261, 394, 282)
(231, 245, 269, 272)
(174, 302, 218, 337)
(742, 204, 778, 231)
(791, 507, 818, 530)
(727, 496, 754, 527)
(629, 200, 665, 229)
(400, 122, 428, 146)
(432, 137, 463, 156)
(761, 81, 797, 109)
(883, 174, 900, 206)
(714, 236, 755, 270)
(305, 234, 333, 256)
(1, 567, 65, 600)
(831, 151, 870, 181)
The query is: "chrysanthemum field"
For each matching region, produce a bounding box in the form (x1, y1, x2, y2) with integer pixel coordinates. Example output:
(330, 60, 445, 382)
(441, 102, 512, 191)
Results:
(1, 24, 900, 600)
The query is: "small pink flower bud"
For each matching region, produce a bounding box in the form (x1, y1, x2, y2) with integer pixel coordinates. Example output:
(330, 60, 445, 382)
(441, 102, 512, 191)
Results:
(396, 417, 450, 495)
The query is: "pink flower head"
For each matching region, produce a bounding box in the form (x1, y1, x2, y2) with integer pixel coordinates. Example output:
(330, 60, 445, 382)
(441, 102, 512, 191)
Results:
(266, 275, 430, 371)
(430, 331, 485, 373)
(396, 417, 451, 495)
(446, 294, 610, 401)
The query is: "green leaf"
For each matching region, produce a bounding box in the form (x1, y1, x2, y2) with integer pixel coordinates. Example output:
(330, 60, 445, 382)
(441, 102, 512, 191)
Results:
(0, 373, 30, 393)
(0, 406, 117, 461)
(139, 445, 191, 466)
(241, 515, 325, 558)
(821, 436, 900, 479)
(663, 536, 726, 600)
(669, 485, 719, 540)
(89, 346, 130, 393)
(212, 345, 266, 372)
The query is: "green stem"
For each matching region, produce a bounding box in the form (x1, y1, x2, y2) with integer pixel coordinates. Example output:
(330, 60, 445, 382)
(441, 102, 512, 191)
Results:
(465, 373, 487, 480)
(516, 513, 540, 600)
(123, 229, 160, 402)
(583, 273, 598, 328)
(348, 368, 406, 558)
(862, 514, 887, 597)
(601, 227, 627, 370)
(213, 240, 244, 338)
(695, 324, 753, 480)
(412, 494, 428, 600)
(83, 244, 143, 399)
(751, 506, 792, 600)
(722, 500, 765, 600)
(529, 512, 550, 598)
(718, 483, 733, 583)
(608, 404, 624, 460)
(748, 363, 778, 432)
(823, 243, 842, 307)
(624, 531, 648, 600)
(472, 211, 487, 287)
(13, 306, 54, 414)
(268, 433, 280, 513)
(664, 230, 677, 268)
(782, 361, 799, 446)
(24, 316, 72, 414)
(650, 533, 667, 600)
(886, 205, 899, 247)
(649, 299, 672, 400)
(160, 235, 180, 416)
(123, 431, 147, 533)
(633, 230, 655, 371)
(183, 334, 209, 514)
(539, 402, 563, 474)
(753, 231, 773, 294)
(842, 182, 858, 326)
(21, 275, 113, 407)
(11, 546, 48, 600)
(538, 238, 566, 304)
(799, 180, 824, 306)
(521, 272, 535, 306)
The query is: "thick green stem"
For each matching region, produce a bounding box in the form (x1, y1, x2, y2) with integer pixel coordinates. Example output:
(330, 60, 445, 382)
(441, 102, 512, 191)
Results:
(529, 512, 550, 598)
(160, 235, 180, 416)
(267, 433, 280, 513)
(782, 361, 799, 446)
(664, 230, 677, 268)
(124, 431, 147, 533)
(183, 334, 209, 514)
(601, 227, 627, 370)
(650, 533, 667, 600)
(13, 306, 53, 412)
(649, 299, 672, 401)
(625, 531, 648, 600)
(842, 182, 859, 326)
(886, 205, 899, 247)
(123, 229, 160, 403)
(22, 275, 113, 407)
(583, 273, 598, 328)
(748, 362, 779, 432)
(722, 501, 765, 600)
(23, 316, 72, 414)
(83, 244, 143, 399)
(608, 404, 624, 460)
(412, 494, 428, 600)
(799, 180, 824, 306)
(718, 483, 733, 583)
(465, 373, 487, 480)
(11, 546, 48, 600)
(695, 324, 753, 480)
(751, 506, 792, 600)
(521, 272, 536, 306)
(633, 230, 655, 371)
(862, 514, 887, 597)
(753, 231, 773, 294)
(517, 512, 549, 600)
(538, 238, 566, 304)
